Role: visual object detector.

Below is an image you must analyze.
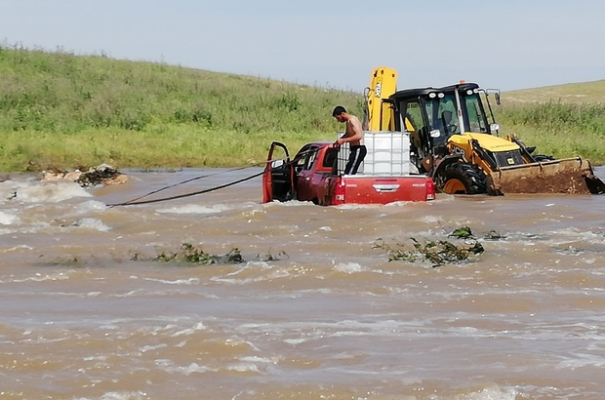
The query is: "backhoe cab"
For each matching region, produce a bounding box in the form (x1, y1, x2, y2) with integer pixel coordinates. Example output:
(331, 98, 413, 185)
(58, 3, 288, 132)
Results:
(364, 67, 605, 195)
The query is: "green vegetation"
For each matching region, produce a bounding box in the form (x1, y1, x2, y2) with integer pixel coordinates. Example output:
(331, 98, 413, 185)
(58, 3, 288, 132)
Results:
(506, 81, 605, 104)
(495, 100, 605, 163)
(1, 44, 605, 171)
(155, 243, 244, 265)
(145, 243, 288, 265)
(0, 45, 361, 171)
(373, 227, 486, 268)
(491, 79, 605, 163)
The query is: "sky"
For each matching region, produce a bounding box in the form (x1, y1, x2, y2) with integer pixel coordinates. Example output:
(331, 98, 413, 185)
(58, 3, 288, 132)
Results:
(1, 0, 604, 92)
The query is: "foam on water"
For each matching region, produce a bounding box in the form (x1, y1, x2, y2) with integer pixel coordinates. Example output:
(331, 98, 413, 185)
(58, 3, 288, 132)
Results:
(384, 201, 408, 207)
(75, 391, 147, 400)
(11, 180, 92, 203)
(142, 277, 201, 285)
(11, 272, 70, 283)
(139, 343, 167, 352)
(0, 244, 33, 253)
(451, 384, 518, 400)
(555, 352, 605, 370)
(0, 211, 18, 225)
(227, 362, 261, 373)
(155, 203, 232, 215)
(334, 262, 368, 274)
(73, 218, 111, 232)
(337, 203, 383, 210)
(67, 200, 109, 215)
(161, 361, 214, 375)
(264, 200, 316, 208)
(171, 322, 207, 337)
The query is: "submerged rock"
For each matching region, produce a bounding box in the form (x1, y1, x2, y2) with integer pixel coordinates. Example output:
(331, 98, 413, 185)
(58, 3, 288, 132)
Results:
(41, 164, 128, 187)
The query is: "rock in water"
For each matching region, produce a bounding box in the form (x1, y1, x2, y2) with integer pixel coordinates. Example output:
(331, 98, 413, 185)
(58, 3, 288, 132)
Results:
(41, 164, 128, 187)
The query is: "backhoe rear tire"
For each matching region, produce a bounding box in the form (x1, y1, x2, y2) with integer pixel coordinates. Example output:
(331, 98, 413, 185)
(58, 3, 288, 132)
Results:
(437, 162, 487, 194)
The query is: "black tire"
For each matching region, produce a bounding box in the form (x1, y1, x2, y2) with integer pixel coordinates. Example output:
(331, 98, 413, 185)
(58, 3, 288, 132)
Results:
(533, 154, 555, 162)
(436, 162, 487, 194)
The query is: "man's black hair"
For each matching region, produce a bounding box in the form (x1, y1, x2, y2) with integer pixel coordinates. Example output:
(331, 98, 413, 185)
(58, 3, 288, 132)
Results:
(332, 106, 346, 117)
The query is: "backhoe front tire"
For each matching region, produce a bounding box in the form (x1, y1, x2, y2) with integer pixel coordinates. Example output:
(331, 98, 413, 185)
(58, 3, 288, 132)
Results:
(533, 154, 555, 162)
(436, 162, 487, 194)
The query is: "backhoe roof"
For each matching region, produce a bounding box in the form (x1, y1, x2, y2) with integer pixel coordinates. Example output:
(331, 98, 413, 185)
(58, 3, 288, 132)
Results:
(389, 83, 480, 101)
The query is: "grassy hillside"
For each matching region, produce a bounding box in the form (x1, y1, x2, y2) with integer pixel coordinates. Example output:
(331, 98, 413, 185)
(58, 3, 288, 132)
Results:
(494, 81, 605, 164)
(505, 80, 605, 104)
(1, 44, 605, 171)
(0, 45, 361, 171)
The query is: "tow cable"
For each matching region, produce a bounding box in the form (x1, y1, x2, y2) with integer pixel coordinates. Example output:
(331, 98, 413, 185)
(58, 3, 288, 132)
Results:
(106, 147, 323, 208)
(107, 165, 264, 207)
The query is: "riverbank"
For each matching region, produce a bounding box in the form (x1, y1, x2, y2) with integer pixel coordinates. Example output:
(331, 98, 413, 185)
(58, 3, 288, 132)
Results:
(2, 45, 605, 171)
(0, 126, 331, 171)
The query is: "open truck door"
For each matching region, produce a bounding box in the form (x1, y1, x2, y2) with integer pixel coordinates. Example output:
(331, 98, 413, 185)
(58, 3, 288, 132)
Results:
(263, 141, 295, 203)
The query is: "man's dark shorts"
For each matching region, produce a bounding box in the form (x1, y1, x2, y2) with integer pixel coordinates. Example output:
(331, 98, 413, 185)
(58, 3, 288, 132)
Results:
(345, 145, 367, 175)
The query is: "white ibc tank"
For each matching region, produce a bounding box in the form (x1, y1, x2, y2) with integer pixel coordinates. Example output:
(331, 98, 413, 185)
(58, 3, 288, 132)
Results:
(337, 131, 411, 175)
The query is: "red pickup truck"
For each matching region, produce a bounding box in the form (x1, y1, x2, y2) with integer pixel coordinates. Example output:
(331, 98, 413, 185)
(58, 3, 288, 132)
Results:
(262, 136, 435, 206)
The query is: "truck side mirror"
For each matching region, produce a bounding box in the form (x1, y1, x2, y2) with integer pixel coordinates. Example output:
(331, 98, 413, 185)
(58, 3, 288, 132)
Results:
(495, 93, 501, 105)
(429, 129, 441, 138)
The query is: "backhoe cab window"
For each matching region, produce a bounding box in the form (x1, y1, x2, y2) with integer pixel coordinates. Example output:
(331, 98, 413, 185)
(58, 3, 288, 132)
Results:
(463, 94, 488, 133)
(401, 102, 423, 133)
(425, 92, 489, 135)
(426, 94, 459, 138)
(398, 100, 436, 165)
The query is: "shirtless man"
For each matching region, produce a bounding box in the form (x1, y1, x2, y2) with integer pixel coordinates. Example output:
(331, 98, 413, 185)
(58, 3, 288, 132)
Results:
(332, 106, 367, 175)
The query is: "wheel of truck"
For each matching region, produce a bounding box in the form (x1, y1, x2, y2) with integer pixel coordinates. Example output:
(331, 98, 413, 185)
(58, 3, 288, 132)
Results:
(437, 162, 487, 194)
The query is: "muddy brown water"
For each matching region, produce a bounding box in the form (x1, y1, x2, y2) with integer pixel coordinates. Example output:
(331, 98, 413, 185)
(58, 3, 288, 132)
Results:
(1, 167, 605, 400)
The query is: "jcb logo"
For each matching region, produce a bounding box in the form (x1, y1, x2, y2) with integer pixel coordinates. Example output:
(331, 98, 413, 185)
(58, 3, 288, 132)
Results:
(375, 82, 382, 98)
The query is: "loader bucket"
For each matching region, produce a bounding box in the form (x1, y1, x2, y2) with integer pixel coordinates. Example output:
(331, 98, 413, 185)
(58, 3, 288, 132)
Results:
(486, 157, 605, 195)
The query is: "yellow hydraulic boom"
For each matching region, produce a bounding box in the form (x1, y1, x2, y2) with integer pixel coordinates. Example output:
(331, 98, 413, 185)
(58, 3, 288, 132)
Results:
(363, 66, 398, 131)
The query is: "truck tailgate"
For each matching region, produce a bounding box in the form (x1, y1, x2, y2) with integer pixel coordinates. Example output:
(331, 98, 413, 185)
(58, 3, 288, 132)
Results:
(337, 175, 433, 204)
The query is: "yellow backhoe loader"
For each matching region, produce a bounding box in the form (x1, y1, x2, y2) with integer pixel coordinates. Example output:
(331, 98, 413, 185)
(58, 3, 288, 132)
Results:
(362, 66, 605, 195)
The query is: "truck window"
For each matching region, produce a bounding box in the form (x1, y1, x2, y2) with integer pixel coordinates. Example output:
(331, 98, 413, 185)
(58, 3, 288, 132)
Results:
(304, 149, 317, 170)
(294, 146, 319, 173)
(295, 156, 307, 169)
(294, 145, 311, 173)
(323, 148, 338, 168)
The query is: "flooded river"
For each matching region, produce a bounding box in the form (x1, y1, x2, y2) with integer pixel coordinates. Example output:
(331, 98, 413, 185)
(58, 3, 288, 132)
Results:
(1, 167, 605, 400)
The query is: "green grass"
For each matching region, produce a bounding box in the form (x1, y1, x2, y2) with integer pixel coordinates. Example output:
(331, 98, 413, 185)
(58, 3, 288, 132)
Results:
(2, 44, 605, 171)
(0, 44, 361, 171)
(506, 80, 605, 104)
(494, 100, 605, 163)
(494, 79, 605, 163)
